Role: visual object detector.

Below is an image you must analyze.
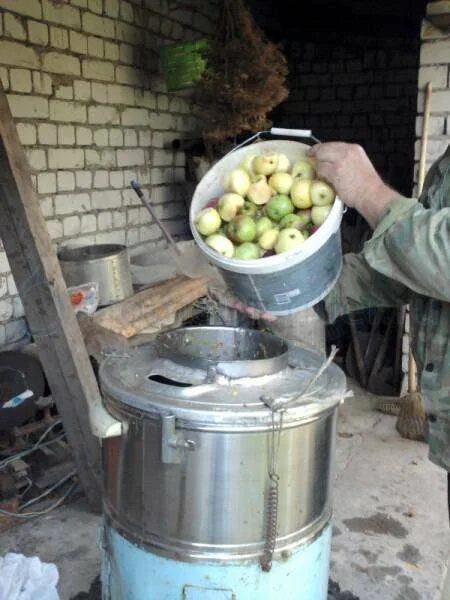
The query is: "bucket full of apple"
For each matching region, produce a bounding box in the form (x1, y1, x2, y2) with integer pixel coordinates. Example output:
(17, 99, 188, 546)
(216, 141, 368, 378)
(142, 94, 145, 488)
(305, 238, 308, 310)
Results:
(189, 129, 344, 315)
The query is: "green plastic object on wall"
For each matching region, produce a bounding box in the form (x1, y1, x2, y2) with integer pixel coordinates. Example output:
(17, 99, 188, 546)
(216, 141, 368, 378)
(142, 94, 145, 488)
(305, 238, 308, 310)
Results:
(160, 39, 208, 92)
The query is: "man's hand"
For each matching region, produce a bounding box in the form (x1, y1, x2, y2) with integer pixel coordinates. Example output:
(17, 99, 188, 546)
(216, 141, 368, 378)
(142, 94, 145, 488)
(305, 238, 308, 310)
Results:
(307, 142, 398, 229)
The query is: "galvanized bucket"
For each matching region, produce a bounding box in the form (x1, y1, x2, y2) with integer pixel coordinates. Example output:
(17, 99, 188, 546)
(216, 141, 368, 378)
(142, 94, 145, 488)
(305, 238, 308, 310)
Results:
(189, 129, 343, 315)
(58, 244, 133, 306)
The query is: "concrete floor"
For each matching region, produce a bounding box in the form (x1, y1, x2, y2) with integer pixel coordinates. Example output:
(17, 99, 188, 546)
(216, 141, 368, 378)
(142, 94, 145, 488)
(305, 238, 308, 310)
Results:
(0, 380, 448, 599)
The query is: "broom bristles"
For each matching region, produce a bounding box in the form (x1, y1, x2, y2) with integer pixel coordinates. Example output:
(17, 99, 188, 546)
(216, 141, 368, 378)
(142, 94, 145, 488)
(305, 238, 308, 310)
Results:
(396, 391, 427, 441)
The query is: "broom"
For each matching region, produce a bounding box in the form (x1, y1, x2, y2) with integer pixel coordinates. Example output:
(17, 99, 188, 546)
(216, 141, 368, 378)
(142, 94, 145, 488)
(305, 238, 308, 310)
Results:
(395, 82, 432, 441)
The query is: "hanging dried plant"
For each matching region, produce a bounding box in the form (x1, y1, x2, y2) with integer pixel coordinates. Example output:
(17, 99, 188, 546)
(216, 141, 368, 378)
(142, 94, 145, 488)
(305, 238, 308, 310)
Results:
(196, 0, 289, 144)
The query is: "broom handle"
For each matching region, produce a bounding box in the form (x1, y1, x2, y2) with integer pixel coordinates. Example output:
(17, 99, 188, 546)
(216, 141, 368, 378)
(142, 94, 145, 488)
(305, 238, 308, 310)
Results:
(408, 81, 432, 394)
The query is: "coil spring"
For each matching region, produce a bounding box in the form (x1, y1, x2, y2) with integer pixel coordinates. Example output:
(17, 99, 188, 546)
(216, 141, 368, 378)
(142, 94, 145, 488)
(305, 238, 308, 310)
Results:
(260, 474, 279, 572)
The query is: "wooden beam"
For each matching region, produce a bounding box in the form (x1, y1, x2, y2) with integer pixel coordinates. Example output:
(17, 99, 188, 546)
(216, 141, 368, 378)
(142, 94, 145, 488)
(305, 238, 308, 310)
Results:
(0, 81, 102, 511)
(93, 275, 207, 338)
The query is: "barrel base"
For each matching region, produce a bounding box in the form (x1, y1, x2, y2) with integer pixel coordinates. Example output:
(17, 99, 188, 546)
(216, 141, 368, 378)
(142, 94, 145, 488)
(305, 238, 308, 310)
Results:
(101, 524, 331, 600)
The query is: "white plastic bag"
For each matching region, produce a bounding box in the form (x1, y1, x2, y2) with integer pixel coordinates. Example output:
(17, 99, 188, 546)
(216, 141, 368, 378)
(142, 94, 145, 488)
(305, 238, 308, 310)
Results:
(0, 553, 59, 600)
(67, 281, 99, 315)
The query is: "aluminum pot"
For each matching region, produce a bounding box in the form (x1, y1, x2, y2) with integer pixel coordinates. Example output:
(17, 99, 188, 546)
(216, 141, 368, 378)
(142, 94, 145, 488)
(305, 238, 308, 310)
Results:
(100, 327, 346, 563)
(58, 244, 133, 306)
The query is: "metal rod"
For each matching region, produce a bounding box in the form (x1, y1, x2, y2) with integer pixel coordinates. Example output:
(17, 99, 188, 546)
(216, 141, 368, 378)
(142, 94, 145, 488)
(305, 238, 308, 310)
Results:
(130, 180, 182, 255)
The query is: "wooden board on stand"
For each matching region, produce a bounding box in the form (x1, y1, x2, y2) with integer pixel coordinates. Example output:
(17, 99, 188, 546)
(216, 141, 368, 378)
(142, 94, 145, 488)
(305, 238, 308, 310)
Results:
(0, 81, 102, 511)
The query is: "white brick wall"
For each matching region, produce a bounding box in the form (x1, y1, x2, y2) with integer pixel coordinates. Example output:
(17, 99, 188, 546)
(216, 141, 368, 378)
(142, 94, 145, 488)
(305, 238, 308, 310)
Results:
(0, 0, 218, 345)
(415, 9, 450, 174)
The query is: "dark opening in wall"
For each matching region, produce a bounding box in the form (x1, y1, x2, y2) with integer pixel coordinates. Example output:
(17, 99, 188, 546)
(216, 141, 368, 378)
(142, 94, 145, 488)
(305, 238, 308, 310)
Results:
(251, 0, 428, 196)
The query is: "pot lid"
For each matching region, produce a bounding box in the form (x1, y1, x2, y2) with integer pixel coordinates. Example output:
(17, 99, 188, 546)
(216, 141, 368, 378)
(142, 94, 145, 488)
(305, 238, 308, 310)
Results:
(99, 327, 347, 430)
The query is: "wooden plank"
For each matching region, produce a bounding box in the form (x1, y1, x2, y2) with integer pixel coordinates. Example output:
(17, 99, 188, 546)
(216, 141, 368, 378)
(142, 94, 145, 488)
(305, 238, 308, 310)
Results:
(94, 275, 207, 337)
(0, 81, 102, 511)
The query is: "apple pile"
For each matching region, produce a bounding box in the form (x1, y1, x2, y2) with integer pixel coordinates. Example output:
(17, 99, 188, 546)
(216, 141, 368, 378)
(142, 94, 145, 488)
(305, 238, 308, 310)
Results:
(194, 152, 336, 260)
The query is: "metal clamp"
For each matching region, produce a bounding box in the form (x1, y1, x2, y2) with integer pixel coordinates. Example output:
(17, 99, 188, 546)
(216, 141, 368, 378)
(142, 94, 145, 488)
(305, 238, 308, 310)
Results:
(161, 414, 196, 464)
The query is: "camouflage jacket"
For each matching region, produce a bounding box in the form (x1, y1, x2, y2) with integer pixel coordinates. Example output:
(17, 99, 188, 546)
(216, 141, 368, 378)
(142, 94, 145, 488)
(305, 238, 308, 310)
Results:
(325, 146, 450, 472)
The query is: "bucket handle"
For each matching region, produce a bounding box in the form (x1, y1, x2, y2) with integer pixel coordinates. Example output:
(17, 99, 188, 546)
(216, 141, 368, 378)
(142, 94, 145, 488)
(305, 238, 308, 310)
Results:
(224, 128, 321, 158)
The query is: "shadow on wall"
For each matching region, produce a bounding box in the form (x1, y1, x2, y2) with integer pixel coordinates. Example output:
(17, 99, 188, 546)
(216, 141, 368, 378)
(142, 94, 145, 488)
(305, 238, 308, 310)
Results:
(250, 0, 428, 197)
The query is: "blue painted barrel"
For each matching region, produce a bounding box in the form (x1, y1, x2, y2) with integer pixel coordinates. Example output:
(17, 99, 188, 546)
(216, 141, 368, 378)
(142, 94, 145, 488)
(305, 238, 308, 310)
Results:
(101, 523, 332, 600)
(189, 139, 343, 315)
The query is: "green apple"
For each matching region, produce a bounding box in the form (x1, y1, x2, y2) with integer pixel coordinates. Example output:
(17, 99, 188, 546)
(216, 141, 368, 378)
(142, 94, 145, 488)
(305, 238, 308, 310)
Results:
(218, 193, 245, 222)
(310, 180, 336, 206)
(239, 153, 257, 175)
(268, 172, 293, 195)
(234, 242, 260, 260)
(255, 216, 274, 239)
(239, 200, 258, 217)
(266, 194, 294, 222)
(276, 153, 290, 173)
(279, 213, 304, 230)
(290, 178, 312, 209)
(195, 207, 221, 236)
(227, 215, 256, 243)
(291, 159, 315, 180)
(205, 234, 234, 258)
(223, 168, 251, 197)
(258, 228, 279, 251)
(252, 154, 279, 176)
(275, 228, 305, 254)
(246, 175, 272, 205)
(311, 205, 332, 226)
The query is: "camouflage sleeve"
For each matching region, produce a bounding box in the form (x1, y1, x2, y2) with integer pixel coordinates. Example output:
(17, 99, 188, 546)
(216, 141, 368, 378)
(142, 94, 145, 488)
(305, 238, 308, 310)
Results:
(324, 252, 409, 322)
(363, 197, 450, 302)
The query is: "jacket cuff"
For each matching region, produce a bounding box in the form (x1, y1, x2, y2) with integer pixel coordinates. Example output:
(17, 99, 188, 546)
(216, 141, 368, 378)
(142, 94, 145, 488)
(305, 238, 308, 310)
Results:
(369, 196, 418, 240)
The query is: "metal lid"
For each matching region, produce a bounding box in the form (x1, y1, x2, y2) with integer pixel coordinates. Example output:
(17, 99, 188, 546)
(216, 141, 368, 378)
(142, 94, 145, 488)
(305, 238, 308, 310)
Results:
(99, 327, 346, 430)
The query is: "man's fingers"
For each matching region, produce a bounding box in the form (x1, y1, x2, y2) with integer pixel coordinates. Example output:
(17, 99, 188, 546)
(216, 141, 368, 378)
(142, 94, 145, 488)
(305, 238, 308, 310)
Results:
(307, 142, 348, 163)
(314, 161, 336, 184)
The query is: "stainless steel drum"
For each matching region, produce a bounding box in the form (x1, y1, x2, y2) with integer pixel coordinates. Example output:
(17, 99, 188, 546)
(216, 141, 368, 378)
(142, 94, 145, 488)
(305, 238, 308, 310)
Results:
(58, 244, 133, 306)
(100, 327, 346, 567)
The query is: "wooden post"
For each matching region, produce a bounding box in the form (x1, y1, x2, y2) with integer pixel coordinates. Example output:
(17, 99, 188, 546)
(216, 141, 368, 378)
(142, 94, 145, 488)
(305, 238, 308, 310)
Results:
(0, 82, 102, 511)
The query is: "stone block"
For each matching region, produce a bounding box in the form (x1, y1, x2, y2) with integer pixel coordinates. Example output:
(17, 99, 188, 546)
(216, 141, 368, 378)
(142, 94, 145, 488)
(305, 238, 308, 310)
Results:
(420, 40, 450, 64)
(50, 26, 69, 49)
(49, 148, 84, 169)
(4, 13, 27, 40)
(38, 123, 57, 145)
(0, 40, 39, 68)
(82, 13, 115, 38)
(33, 72, 52, 95)
(88, 36, 104, 58)
(88, 105, 119, 124)
(81, 214, 97, 233)
(121, 107, 149, 126)
(104, 41, 119, 61)
(92, 190, 122, 209)
(70, 31, 88, 55)
(94, 128, 109, 146)
(109, 128, 124, 146)
(117, 148, 145, 167)
(76, 170, 92, 189)
(82, 59, 115, 81)
(55, 193, 91, 215)
(42, 0, 81, 28)
(17, 123, 36, 145)
(107, 83, 135, 105)
(37, 172, 56, 194)
(74, 80, 91, 101)
(63, 215, 81, 236)
(8, 94, 49, 119)
(57, 171, 76, 191)
(0, 0, 41, 19)
(43, 52, 80, 75)
(50, 100, 86, 123)
(10, 68, 32, 93)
